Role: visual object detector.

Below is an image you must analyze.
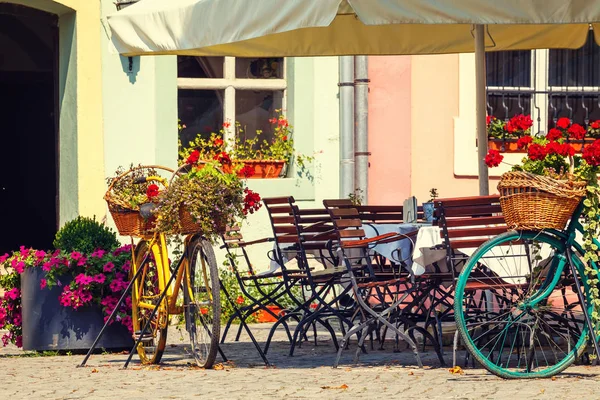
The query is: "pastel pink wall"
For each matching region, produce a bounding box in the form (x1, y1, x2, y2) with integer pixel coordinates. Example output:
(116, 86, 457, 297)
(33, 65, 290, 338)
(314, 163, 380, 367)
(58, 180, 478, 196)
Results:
(368, 56, 412, 205)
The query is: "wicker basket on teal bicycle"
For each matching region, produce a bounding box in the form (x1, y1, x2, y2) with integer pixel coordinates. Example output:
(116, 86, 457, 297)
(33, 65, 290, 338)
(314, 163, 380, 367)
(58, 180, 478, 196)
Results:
(104, 165, 173, 237)
(498, 171, 586, 230)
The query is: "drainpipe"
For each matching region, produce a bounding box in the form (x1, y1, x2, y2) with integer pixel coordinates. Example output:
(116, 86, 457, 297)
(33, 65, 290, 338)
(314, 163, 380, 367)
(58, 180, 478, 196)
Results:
(339, 56, 355, 199)
(354, 56, 369, 204)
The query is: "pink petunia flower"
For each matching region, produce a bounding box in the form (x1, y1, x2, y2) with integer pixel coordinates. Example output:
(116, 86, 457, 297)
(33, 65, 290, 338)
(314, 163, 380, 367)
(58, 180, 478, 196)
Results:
(40, 279, 47, 289)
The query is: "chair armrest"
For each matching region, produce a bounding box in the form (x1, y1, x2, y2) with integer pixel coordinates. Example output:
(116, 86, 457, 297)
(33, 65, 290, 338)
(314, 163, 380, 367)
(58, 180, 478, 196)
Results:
(342, 230, 417, 248)
(237, 237, 274, 247)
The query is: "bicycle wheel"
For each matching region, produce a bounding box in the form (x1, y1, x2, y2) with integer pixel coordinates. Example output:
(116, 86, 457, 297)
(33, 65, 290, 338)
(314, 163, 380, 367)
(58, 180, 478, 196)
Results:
(184, 237, 221, 368)
(131, 240, 168, 364)
(455, 230, 592, 379)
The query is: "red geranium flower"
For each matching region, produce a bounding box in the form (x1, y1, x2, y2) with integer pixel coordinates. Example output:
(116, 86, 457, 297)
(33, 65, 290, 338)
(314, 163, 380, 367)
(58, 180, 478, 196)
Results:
(567, 123, 586, 140)
(527, 143, 547, 161)
(242, 188, 262, 215)
(214, 151, 232, 166)
(556, 117, 571, 129)
(583, 140, 600, 166)
(239, 165, 255, 178)
(269, 118, 277, 124)
(236, 296, 245, 305)
(591, 120, 600, 130)
(282, 135, 288, 141)
(486, 115, 493, 126)
(508, 114, 533, 132)
(213, 138, 224, 147)
(146, 184, 159, 199)
(546, 128, 563, 141)
(484, 149, 503, 168)
(516, 135, 532, 149)
(186, 150, 200, 165)
(222, 121, 231, 129)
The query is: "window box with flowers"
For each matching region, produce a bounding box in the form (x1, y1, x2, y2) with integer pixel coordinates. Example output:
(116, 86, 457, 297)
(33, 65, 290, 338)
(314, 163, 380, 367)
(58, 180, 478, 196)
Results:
(486, 114, 535, 153)
(179, 111, 313, 180)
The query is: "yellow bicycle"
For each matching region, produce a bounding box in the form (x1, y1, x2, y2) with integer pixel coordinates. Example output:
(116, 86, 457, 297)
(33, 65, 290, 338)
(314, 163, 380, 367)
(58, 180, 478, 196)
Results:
(129, 173, 221, 368)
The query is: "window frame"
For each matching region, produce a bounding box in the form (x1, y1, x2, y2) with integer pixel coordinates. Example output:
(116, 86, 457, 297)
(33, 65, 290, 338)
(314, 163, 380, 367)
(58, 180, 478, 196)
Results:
(177, 56, 287, 145)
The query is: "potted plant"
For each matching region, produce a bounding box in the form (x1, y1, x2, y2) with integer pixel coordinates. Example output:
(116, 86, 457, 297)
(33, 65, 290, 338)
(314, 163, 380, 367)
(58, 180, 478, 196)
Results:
(179, 110, 313, 179)
(423, 188, 439, 223)
(487, 114, 533, 153)
(0, 217, 134, 351)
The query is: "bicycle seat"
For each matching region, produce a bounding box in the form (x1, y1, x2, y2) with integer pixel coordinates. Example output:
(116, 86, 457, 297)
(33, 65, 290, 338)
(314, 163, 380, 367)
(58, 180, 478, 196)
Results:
(140, 202, 157, 219)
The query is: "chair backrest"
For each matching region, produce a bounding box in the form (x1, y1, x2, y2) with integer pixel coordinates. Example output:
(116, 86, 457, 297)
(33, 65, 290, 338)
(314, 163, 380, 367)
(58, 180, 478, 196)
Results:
(323, 199, 367, 247)
(321, 199, 424, 224)
(434, 195, 507, 251)
(263, 196, 300, 247)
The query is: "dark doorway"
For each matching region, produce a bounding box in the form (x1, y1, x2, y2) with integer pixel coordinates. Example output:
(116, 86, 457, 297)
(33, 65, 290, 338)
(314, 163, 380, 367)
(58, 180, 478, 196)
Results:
(0, 4, 58, 254)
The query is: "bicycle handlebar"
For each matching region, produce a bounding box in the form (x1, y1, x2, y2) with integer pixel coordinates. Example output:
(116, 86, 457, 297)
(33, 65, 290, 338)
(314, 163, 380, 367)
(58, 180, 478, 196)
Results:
(133, 175, 168, 186)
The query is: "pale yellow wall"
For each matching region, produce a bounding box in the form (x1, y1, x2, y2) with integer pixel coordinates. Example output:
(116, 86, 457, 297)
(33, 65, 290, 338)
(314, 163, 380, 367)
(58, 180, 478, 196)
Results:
(6, 0, 106, 223)
(410, 54, 498, 200)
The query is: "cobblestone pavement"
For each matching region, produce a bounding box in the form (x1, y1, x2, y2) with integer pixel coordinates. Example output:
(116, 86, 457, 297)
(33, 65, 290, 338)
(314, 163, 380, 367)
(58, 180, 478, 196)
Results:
(1, 324, 599, 400)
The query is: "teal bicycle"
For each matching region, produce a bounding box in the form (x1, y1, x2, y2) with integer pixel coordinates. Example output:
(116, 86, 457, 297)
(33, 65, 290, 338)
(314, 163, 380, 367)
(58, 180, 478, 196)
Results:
(454, 201, 600, 379)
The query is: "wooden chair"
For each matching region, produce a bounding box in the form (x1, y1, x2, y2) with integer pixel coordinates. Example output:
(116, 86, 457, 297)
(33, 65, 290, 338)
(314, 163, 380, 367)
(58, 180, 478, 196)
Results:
(262, 197, 351, 356)
(429, 195, 508, 361)
(323, 199, 427, 368)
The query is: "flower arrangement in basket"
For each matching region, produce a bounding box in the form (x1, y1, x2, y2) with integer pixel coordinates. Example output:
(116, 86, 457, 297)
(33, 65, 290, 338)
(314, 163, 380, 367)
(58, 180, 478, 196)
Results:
(152, 159, 262, 238)
(104, 165, 173, 237)
(485, 124, 600, 259)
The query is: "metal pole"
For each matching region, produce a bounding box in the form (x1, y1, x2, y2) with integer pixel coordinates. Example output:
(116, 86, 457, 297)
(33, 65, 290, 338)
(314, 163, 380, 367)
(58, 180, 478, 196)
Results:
(475, 24, 490, 196)
(339, 56, 355, 199)
(354, 56, 369, 205)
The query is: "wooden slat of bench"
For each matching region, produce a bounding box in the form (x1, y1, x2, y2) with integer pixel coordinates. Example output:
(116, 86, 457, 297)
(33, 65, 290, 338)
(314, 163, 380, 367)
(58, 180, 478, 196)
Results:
(266, 205, 294, 214)
(444, 216, 506, 227)
(441, 205, 502, 218)
(323, 199, 353, 207)
(446, 226, 508, 239)
(434, 195, 500, 207)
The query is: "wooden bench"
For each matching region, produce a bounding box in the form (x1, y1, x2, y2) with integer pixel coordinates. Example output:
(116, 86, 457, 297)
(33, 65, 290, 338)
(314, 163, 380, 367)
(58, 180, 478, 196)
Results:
(434, 195, 507, 259)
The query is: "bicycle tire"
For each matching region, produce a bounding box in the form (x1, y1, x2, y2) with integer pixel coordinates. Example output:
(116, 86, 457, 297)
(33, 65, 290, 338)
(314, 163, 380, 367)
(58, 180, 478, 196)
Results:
(184, 236, 221, 368)
(454, 230, 592, 379)
(131, 240, 168, 364)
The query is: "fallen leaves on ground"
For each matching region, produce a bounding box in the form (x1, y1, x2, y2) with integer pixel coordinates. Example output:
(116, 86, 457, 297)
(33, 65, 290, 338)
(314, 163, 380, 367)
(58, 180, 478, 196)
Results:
(321, 384, 349, 390)
(448, 366, 464, 375)
(91, 368, 99, 373)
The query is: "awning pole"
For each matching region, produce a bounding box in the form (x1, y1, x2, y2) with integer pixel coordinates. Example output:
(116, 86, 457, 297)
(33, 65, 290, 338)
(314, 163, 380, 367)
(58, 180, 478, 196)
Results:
(475, 24, 490, 196)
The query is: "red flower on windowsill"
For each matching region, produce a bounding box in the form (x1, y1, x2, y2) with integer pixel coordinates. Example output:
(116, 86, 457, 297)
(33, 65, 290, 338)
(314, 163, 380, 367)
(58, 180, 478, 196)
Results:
(516, 135, 533, 149)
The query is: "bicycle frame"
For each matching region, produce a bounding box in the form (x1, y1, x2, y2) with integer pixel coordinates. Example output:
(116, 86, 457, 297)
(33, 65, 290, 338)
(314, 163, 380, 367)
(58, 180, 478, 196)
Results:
(132, 232, 198, 317)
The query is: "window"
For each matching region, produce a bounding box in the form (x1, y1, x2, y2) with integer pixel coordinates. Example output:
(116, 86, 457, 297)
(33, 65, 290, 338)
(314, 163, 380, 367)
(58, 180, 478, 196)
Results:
(177, 56, 286, 152)
(486, 30, 600, 133)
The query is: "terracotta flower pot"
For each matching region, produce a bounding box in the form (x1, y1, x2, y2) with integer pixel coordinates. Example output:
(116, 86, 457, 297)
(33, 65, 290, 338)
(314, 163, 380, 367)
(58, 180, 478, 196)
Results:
(488, 137, 596, 154)
(237, 160, 285, 179)
(487, 138, 523, 153)
(256, 305, 284, 323)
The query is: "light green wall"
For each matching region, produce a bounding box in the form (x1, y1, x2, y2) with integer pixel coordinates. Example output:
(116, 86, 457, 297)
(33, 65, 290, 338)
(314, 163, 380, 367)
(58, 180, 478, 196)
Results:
(233, 57, 341, 269)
